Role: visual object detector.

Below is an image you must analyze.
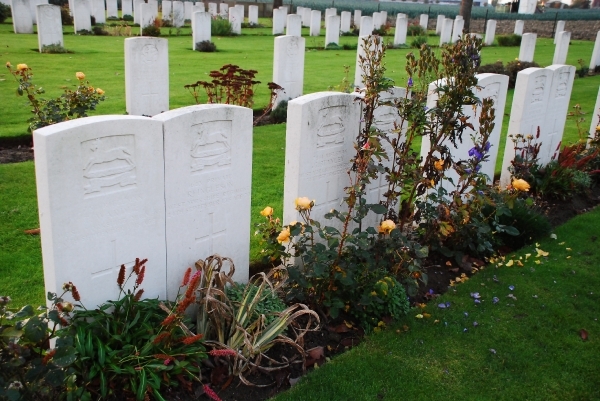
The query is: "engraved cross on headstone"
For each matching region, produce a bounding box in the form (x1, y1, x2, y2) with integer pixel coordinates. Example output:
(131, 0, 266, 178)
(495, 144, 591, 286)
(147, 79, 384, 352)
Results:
(195, 212, 227, 256)
(91, 239, 136, 279)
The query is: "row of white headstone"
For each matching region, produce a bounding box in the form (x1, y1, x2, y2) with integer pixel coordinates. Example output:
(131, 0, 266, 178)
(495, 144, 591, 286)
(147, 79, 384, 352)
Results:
(35, 60, 578, 309)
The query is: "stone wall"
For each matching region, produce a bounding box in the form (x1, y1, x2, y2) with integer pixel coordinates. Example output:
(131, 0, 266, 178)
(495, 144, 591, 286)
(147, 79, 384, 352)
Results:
(469, 19, 600, 41)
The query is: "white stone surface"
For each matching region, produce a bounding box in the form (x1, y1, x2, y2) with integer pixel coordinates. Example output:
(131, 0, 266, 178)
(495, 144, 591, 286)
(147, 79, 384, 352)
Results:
(440, 18, 452, 45)
(30, 0, 47, 24)
(73, 0, 91, 32)
(193, 3, 205, 13)
(91, 0, 105, 23)
(588, 86, 600, 146)
(218, 2, 227, 17)
(309, 9, 320, 36)
(340, 11, 351, 33)
(133, 0, 143, 24)
(419, 13, 428, 31)
(34, 116, 167, 309)
(394, 14, 407, 46)
(358, 15, 373, 36)
(172, 0, 184, 27)
(12, 0, 34, 33)
(485, 19, 496, 45)
(514, 19, 524, 35)
(519, 33, 536, 62)
(553, 31, 570, 65)
(125, 37, 169, 117)
(273, 7, 285, 35)
(229, 5, 242, 34)
(372, 11, 382, 29)
(192, 11, 211, 49)
(324, 7, 335, 28)
(154, 105, 253, 297)
(140, 3, 155, 30)
(286, 14, 301, 37)
(452, 18, 464, 43)
(184, 1, 192, 20)
(106, 0, 118, 18)
(436, 14, 444, 34)
(122, 0, 132, 17)
(279, 5, 287, 27)
(500, 67, 553, 187)
(354, 9, 361, 28)
(283, 92, 361, 230)
(248, 4, 258, 24)
(554, 20, 565, 44)
(538, 64, 575, 165)
(325, 15, 340, 46)
(208, 2, 217, 16)
(273, 35, 305, 105)
(301, 7, 311, 27)
(37, 4, 63, 51)
(590, 31, 600, 72)
(162, 0, 172, 18)
(518, 0, 536, 14)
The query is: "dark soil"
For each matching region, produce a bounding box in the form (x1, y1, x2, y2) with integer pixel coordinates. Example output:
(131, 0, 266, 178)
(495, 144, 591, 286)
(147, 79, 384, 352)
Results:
(2, 143, 600, 401)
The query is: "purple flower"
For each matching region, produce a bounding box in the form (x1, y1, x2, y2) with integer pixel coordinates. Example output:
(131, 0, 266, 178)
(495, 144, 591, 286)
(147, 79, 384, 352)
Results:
(473, 321, 479, 327)
(464, 312, 469, 317)
(509, 285, 515, 291)
(474, 299, 481, 304)
(428, 289, 435, 295)
(470, 292, 481, 299)
(465, 168, 472, 174)
(407, 77, 414, 87)
(484, 141, 492, 152)
(492, 297, 499, 304)
(438, 302, 451, 309)
(468, 147, 483, 161)
(475, 165, 481, 173)
(463, 328, 468, 332)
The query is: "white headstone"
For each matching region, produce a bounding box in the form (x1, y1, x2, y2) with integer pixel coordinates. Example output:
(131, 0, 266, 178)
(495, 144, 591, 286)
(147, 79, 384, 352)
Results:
(37, 4, 63, 52)
(518, 0, 536, 14)
(553, 31, 570, 65)
(91, 0, 105, 23)
(519, 33, 536, 62)
(133, 0, 143, 24)
(273, 8, 285, 35)
(219, 2, 227, 18)
(538, 64, 575, 165)
(248, 4, 258, 24)
(283, 92, 361, 229)
(325, 15, 340, 46)
(340, 11, 351, 33)
(184, 1, 192, 20)
(456, 15, 463, 21)
(440, 18, 452, 45)
(208, 2, 217, 16)
(419, 13, 428, 31)
(154, 105, 253, 297)
(354, 9, 361, 29)
(359, 15, 373, 37)
(484, 19, 496, 46)
(588, 86, 600, 146)
(354, 34, 381, 88)
(162, 0, 172, 18)
(140, 3, 155, 31)
(372, 11, 382, 30)
(452, 18, 464, 43)
(125, 37, 169, 116)
(30, 0, 47, 24)
(324, 7, 335, 28)
(436, 14, 444, 34)
(192, 11, 211, 49)
(380, 11, 387, 26)
(279, 5, 287, 27)
(554, 20, 565, 44)
(273, 35, 305, 106)
(301, 7, 311, 27)
(122, 0, 132, 18)
(309, 9, 320, 36)
(394, 14, 407, 46)
(106, 0, 118, 18)
(149, 0, 159, 19)
(73, 0, 91, 32)
(34, 116, 167, 309)
(12, 0, 34, 33)
(172, 1, 184, 27)
(193, 3, 205, 13)
(590, 31, 600, 71)
(500, 68, 553, 187)
(228, 5, 242, 34)
(514, 19, 524, 36)
(286, 14, 301, 37)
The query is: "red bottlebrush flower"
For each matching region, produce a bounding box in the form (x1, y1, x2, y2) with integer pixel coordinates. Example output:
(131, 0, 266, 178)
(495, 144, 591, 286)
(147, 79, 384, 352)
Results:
(181, 267, 192, 287)
(153, 332, 171, 344)
(56, 302, 64, 312)
(209, 349, 237, 357)
(59, 316, 69, 327)
(176, 297, 193, 314)
(181, 334, 203, 345)
(135, 265, 145, 286)
(153, 353, 171, 360)
(133, 258, 148, 275)
(160, 314, 176, 327)
(42, 349, 56, 365)
(164, 358, 171, 366)
(203, 384, 222, 401)
(70, 284, 80, 302)
(184, 273, 201, 300)
(134, 289, 144, 302)
(117, 264, 126, 287)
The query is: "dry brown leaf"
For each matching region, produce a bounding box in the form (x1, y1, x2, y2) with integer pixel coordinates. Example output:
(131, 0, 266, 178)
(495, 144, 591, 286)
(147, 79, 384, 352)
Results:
(24, 228, 40, 235)
(580, 329, 589, 341)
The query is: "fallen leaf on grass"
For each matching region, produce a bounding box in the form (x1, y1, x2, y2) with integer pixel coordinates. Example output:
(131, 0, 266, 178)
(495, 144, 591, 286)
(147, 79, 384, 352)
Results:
(580, 329, 589, 341)
(305, 346, 325, 369)
(24, 228, 40, 235)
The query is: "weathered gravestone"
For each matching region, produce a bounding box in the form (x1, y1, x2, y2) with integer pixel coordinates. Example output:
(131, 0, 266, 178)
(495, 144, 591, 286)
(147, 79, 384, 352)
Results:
(106, 0, 118, 18)
(34, 116, 167, 309)
(192, 11, 211, 49)
(36, 4, 63, 52)
(125, 37, 169, 116)
(372, 11, 382, 30)
(324, 7, 335, 28)
(340, 11, 351, 33)
(228, 5, 242, 35)
(354, 9, 361, 29)
(273, 8, 285, 35)
(394, 14, 407, 46)
(193, 3, 205, 14)
(184, 1, 192, 20)
(140, 3, 156, 32)
(436, 14, 444, 35)
(91, 0, 105, 24)
(553, 31, 570, 65)
(485, 19, 496, 46)
(514, 19, 524, 36)
(358, 15, 373, 37)
(301, 7, 311, 27)
(588, 86, 600, 146)
(325, 15, 340, 46)
(283, 92, 361, 229)
(590, 31, 600, 71)
(355, 33, 381, 88)
(452, 18, 464, 43)
(273, 35, 305, 106)
(419, 13, 428, 30)
(12, 0, 34, 33)
(440, 18, 452, 45)
(219, 2, 227, 18)
(172, 1, 184, 27)
(30, 0, 48, 24)
(554, 20, 565, 44)
(133, 0, 143, 24)
(72, 0, 91, 32)
(309, 9, 320, 36)
(208, 2, 217, 17)
(154, 105, 253, 298)
(248, 5, 258, 24)
(122, 0, 132, 18)
(519, 33, 536, 62)
(162, 0, 172, 18)
(286, 14, 302, 37)
(279, 6, 287, 28)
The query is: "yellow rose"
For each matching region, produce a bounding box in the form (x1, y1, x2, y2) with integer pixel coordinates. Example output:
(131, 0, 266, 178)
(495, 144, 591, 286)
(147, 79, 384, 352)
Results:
(512, 178, 530, 191)
(260, 206, 273, 217)
(378, 219, 396, 235)
(295, 197, 313, 211)
(277, 227, 290, 244)
(434, 159, 444, 171)
(596, 125, 600, 132)
(76, 71, 85, 80)
(5, 61, 11, 68)
(16, 63, 28, 71)
(96, 88, 105, 95)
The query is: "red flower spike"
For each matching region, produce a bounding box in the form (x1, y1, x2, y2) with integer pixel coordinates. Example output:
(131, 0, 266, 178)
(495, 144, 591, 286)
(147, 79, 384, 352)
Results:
(203, 384, 222, 401)
(117, 264, 126, 287)
(181, 267, 192, 287)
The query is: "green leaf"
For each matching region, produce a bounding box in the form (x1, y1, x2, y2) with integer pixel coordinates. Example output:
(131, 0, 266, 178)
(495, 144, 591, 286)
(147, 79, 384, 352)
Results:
(23, 316, 46, 343)
(369, 204, 387, 214)
(53, 345, 77, 368)
(136, 369, 147, 401)
(415, 245, 429, 258)
(13, 305, 35, 319)
(100, 371, 107, 399)
(96, 338, 105, 366)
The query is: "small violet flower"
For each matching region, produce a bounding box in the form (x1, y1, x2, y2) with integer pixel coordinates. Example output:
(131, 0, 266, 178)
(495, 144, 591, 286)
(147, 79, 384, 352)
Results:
(470, 292, 481, 299)
(407, 77, 414, 87)
(492, 297, 500, 304)
(438, 302, 451, 309)
(473, 321, 479, 327)
(509, 285, 515, 291)
(464, 312, 469, 317)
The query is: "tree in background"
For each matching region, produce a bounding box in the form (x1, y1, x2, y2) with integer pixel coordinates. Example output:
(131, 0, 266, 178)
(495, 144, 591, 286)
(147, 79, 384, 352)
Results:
(460, 0, 473, 32)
